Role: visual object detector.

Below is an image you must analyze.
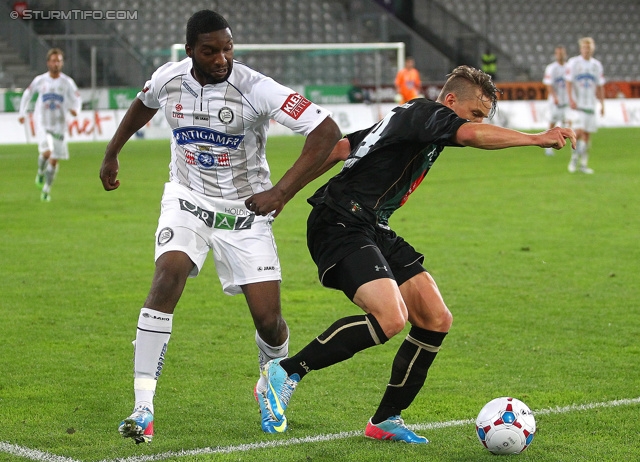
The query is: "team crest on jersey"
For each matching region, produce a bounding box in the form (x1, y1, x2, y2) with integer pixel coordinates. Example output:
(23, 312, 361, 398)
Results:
(218, 106, 234, 124)
(193, 151, 231, 169)
(281, 93, 311, 120)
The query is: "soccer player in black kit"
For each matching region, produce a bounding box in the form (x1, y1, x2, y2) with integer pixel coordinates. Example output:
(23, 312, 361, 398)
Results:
(251, 66, 575, 443)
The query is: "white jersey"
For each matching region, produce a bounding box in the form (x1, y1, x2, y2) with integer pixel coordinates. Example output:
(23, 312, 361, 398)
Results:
(565, 55, 605, 112)
(19, 72, 81, 136)
(543, 61, 568, 106)
(138, 58, 332, 199)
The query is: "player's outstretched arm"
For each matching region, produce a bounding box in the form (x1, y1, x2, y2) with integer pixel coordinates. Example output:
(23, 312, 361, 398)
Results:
(454, 123, 576, 151)
(100, 99, 158, 191)
(245, 117, 342, 217)
(299, 137, 351, 188)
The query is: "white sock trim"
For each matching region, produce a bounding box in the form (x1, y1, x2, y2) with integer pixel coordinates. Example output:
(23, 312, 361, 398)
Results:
(138, 308, 173, 332)
(134, 378, 158, 391)
(255, 330, 289, 369)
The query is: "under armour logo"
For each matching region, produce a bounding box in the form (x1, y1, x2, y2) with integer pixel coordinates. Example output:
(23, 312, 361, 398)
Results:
(374, 265, 388, 272)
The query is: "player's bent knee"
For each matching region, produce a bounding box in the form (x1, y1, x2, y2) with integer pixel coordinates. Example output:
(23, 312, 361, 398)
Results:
(409, 304, 453, 332)
(428, 306, 452, 331)
(375, 309, 408, 338)
(438, 308, 454, 331)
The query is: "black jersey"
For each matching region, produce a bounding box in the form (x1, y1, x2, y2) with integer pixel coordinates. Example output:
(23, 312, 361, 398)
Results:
(309, 98, 468, 227)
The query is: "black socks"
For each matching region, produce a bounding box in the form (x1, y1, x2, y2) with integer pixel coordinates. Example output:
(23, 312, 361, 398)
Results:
(281, 313, 388, 379)
(371, 326, 447, 424)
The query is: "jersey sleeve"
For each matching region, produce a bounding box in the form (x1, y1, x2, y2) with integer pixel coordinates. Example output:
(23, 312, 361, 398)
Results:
(345, 127, 371, 151)
(564, 59, 575, 83)
(542, 64, 553, 85)
(415, 103, 468, 147)
(136, 64, 168, 109)
(596, 60, 606, 85)
(18, 76, 38, 117)
(66, 77, 82, 114)
(137, 79, 160, 109)
(251, 77, 331, 136)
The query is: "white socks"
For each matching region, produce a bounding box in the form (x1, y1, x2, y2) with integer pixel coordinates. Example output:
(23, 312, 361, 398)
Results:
(133, 308, 173, 413)
(571, 140, 588, 166)
(37, 154, 47, 175)
(255, 330, 289, 392)
(42, 163, 58, 194)
(130, 312, 287, 412)
(578, 140, 589, 167)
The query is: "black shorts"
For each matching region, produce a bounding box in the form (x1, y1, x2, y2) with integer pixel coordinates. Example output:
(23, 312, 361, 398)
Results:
(307, 204, 426, 300)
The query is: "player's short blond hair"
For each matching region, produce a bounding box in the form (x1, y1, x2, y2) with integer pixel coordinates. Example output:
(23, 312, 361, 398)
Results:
(47, 48, 64, 60)
(578, 37, 595, 48)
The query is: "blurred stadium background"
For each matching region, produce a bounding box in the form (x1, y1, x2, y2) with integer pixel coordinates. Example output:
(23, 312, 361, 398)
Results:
(0, 0, 638, 128)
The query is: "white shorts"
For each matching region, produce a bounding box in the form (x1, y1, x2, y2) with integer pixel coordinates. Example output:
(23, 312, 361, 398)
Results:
(548, 103, 568, 125)
(38, 131, 69, 159)
(154, 182, 281, 295)
(570, 109, 598, 133)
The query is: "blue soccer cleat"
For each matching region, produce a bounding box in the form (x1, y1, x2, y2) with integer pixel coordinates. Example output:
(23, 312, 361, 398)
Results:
(264, 358, 299, 421)
(364, 416, 429, 444)
(257, 387, 288, 433)
(119, 407, 154, 444)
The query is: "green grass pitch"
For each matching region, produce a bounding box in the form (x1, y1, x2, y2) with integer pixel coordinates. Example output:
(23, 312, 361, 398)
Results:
(0, 128, 639, 461)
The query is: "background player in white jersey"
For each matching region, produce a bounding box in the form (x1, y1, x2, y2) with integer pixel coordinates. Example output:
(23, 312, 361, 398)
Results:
(18, 48, 81, 201)
(542, 45, 569, 156)
(99, 10, 341, 443)
(565, 37, 605, 174)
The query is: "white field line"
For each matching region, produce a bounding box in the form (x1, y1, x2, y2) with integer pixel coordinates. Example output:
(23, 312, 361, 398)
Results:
(2, 396, 639, 462)
(0, 442, 79, 462)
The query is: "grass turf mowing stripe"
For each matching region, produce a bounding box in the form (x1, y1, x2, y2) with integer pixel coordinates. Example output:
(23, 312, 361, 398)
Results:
(3, 397, 637, 462)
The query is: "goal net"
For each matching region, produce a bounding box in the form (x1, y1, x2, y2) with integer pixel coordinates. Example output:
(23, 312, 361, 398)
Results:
(170, 42, 405, 103)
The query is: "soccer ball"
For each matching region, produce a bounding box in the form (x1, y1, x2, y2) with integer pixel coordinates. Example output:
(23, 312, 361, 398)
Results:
(475, 397, 536, 455)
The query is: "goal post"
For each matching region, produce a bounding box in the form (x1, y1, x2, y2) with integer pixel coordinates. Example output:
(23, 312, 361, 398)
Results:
(169, 42, 405, 104)
(171, 42, 405, 71)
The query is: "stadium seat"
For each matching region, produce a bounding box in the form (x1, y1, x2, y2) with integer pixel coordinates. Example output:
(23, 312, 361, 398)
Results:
(431, 0, 637, 81)
(72, 0, 638, 85)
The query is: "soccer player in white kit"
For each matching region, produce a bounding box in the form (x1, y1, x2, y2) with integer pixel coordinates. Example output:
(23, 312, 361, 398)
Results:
(18, 48, 81, 201)
(542, 45, 569, 156)
(99, 10, 341, 443)
(565, 37, 605, 174)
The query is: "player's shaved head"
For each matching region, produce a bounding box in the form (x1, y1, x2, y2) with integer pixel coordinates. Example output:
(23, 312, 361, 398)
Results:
(186, 10, 231, 47)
